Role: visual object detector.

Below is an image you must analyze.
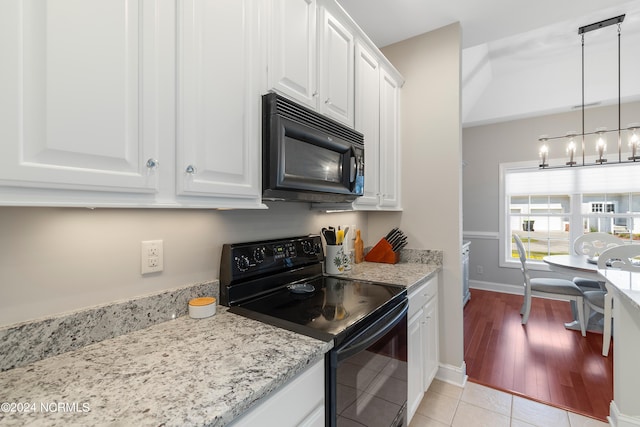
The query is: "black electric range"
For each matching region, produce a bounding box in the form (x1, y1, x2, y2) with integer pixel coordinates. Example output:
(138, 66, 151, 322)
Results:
(220, 235, 408, 427)
(219, 235, 405, 343)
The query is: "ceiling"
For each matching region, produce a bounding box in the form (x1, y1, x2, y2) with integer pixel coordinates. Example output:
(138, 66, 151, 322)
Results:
(338, 0, 640, 126)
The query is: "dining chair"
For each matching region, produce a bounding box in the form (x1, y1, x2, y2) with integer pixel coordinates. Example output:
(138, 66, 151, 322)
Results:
(592, 244, 640, 356)
(573, 232, 624, 258)
(572, 233, 623, 291)
(514, 234, 586, 336)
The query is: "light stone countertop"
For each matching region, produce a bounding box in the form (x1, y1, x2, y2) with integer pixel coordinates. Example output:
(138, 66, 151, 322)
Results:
(340, 261, 440, 290)
(598, 268, 640, 311)
(0, 308, 332, 427)
(0, 260, 440, 427)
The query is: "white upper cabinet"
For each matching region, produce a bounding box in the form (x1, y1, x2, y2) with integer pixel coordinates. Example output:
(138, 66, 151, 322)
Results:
(353, 42, 380, 207)
(267, 0, 355, 127)
(267, 0, 317, 110)
(318, 7, 354, 126)
(353, 48, 403, 211)
(379, 67, 401, 209)
(0, 0, 167, 203)
(176, 0, 262, 206)
(0, 0, 399, 208)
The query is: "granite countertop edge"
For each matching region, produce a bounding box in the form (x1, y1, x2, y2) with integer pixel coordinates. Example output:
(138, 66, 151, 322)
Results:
(598, 268, 640, 311)
(0, 308, 333, 427)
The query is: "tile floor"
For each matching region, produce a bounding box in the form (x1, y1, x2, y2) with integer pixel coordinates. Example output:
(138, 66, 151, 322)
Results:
(409, 379, 609, 427)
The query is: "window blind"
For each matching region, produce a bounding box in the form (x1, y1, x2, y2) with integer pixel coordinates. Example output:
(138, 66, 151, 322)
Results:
(505, 163, 640, 195)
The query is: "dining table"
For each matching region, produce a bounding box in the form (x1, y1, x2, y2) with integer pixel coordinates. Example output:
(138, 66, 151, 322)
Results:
(543, 254, 601, 282)
(543, 254, 604, 332)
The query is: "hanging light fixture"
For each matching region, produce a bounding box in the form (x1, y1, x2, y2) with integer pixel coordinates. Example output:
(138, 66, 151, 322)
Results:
(537, 14, 640, 169)
(566, 132, 577, 166)
(628, 123, 640, 161)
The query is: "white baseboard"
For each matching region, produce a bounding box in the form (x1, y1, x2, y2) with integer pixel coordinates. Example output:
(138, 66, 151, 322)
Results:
(609, 401, 640, 427)
(463, 231, 500, 240)
(435, 361, 467, 388)
(469, 279, 522, 295)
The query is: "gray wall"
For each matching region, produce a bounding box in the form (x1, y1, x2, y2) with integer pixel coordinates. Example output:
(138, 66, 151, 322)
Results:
(381, 23, 464, 374)
(462, 101, 640, 289)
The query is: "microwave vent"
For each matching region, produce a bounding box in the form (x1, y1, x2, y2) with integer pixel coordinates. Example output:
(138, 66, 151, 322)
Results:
(270, 94, 363, 146)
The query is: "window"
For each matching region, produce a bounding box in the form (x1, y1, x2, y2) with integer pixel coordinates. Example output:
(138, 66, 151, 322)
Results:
(501, 162, 640, 266)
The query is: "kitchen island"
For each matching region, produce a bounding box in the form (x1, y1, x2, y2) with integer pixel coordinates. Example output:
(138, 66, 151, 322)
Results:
(597, 268, 640, 426)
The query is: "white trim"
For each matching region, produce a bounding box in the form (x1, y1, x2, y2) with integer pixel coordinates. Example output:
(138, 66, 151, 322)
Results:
(435, 361, 467, 388)
(609, 400, 640, 427)
(463, 231, 500, 240)
(470, 280, 522, 295)
(499, 163, 508, 268)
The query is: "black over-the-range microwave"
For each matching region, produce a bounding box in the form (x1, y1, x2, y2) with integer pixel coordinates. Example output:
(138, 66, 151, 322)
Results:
(262, 93, 364, 203)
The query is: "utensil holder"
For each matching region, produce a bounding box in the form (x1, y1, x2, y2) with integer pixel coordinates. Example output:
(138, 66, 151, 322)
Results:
(364, 239, 399, 264)
(325, 245, 347, 274)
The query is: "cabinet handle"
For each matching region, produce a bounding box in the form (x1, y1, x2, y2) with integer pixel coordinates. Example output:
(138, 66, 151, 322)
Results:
(325, 98, 332, 105)
(185, 165, 197, 175)
(146, 158, 159, 169)
(312, 91, 318, 97)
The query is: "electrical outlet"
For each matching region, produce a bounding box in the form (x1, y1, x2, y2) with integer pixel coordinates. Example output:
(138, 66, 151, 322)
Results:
(141, 240, 163, 274)
(476, 265, 483, 275)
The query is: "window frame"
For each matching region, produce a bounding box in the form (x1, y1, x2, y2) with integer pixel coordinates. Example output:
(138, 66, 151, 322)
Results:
(499, 161, 639, 270)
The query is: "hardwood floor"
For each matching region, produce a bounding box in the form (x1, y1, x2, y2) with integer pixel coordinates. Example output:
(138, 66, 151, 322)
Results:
(463, 289, 613, 421)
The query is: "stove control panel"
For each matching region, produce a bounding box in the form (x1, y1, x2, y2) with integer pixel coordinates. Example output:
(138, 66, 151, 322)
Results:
(220, 235, 324, 285)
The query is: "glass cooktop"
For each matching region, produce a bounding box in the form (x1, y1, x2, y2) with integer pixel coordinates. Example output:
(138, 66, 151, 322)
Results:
(229, 275, 406, 343)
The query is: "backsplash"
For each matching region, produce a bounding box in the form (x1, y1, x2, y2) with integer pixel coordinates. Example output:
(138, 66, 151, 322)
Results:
(0, 281, 218, 372)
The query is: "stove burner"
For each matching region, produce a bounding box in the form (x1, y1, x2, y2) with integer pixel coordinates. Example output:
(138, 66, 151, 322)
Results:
(287, 283, 315, 294)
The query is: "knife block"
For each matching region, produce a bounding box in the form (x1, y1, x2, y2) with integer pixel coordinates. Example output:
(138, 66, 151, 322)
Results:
(364, 239, 399, 264)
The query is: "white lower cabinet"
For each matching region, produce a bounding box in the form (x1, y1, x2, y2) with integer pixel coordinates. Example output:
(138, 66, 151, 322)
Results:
(407, 277, 439, 423)
(230, 359, 325, 427)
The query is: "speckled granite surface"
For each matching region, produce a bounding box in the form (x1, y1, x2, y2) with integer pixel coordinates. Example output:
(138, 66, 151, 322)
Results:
(341, 261, 439, 290)
(340, 248, 441, 290)
(399, 248, 442, 266)
(0, 308, 332, 427)
(0, 281, 218, 372)
(0, 250, 440, 426)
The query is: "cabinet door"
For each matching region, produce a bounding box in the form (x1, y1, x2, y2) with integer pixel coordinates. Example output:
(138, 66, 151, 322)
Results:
(230, 359, 324, 427)
(423, 295, 439, 389)
(407, 310, 425, 423)
(0, 0, 164, 196)
(176, 0, 261, 202)
(318, 8, 354, 126)
(379, 68, 400, 208)
(268, 0, 317, 110)
(353, 42, 380, 208)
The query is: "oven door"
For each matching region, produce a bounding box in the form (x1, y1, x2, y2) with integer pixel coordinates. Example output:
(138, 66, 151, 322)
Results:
(327, 299, 408, 427)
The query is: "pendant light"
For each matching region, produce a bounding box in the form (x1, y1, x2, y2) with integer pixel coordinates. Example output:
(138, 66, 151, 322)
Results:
(538, 14, 639, 169)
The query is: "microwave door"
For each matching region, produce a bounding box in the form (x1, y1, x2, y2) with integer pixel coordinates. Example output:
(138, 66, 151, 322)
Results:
(274, 118, 353, 195)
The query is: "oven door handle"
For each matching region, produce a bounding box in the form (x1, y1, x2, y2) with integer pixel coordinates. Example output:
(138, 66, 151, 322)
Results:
(336, 298, 408, 362)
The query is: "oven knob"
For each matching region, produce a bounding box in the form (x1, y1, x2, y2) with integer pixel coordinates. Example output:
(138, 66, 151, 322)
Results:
(302, 240, 312, 254)
(235, 255, 250, 272)
(253, 247, 265, 263)
(314, 243, 322, 254)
